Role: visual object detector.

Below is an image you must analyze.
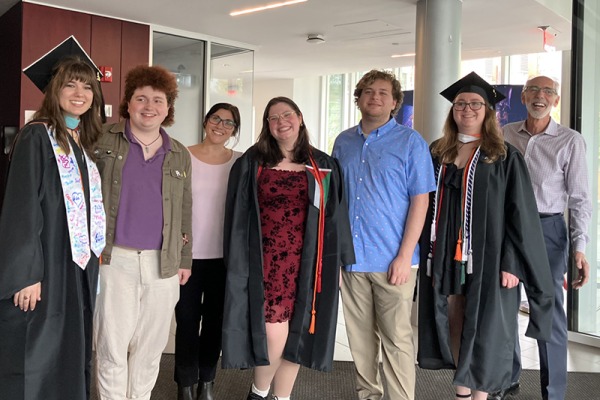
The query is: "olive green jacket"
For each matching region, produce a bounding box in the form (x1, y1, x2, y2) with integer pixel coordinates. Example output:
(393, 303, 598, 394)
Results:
(94, 120, 192, 277)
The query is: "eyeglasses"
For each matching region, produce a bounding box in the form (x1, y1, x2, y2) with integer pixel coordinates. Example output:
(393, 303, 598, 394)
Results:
(208, 115, 237, 130)
(267, 111, 296, 123)
(452, 101, 486, 111)
(523, 86, 558, 96)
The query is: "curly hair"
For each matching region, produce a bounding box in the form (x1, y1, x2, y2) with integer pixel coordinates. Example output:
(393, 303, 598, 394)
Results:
(255, 97, 312, 167)
(119, 65, 178, 126)
(354, 69, 403, 116)
(432, 103, 506, 164)
(32, 56, 103, 159)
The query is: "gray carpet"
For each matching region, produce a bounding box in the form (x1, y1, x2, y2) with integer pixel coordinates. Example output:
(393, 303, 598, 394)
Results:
(91, 355, 600, 399)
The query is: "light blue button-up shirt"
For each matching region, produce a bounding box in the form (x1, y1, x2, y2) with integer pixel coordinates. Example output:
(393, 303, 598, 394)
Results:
(332, 118, 435, 273)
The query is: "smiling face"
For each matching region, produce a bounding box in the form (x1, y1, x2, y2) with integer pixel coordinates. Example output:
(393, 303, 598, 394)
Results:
(204, 108, 237, 145)
(267, 101, 303, 148)
(59, 79, 93, 119)
(127, 86, 169, 133)
(452, 92, 486, 134)
(356, 79, 398, 122)
(522, 76, 560, 120)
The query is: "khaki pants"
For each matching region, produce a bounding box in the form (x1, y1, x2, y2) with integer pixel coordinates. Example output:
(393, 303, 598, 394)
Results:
(341, 269, 417, 400)
(94, 246, 179, 400)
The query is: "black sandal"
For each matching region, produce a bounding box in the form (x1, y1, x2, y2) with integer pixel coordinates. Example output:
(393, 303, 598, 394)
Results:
(456, 394, 471, 399)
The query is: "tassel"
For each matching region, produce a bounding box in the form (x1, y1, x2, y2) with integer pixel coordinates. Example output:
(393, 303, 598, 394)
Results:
(309, 310, 316, 334)
(460, 262, 466, 285)
(454, 237, 462, 261)
(467, 252, 473, 274)
(426, 253, 432, 277)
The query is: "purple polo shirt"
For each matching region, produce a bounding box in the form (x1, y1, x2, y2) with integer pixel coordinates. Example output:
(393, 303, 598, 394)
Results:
(113, 119, 170, 250)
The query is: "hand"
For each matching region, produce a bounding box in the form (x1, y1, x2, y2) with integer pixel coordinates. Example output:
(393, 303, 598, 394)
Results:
(387, 255, 412, 285)
(572, 251, 589, 289)
(182, 233, 190, 246)
(178, 268, 192, 285)
(501, 271, 519, 288)
(13, 282, 42, 312)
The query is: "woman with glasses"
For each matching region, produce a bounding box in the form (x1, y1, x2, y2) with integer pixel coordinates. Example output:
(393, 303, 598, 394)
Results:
(221, 97, 355, 400)
(417, 72, 554, 400)
(174, 103, 242, 400)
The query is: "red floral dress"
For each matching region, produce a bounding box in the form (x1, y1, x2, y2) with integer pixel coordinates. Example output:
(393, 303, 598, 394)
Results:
(257, 168, 308, 323)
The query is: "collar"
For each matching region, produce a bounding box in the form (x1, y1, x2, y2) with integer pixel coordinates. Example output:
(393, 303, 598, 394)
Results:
(517, 117, 558, 137)
(123, 119, 172, 153)
(357, 117, 397, 138)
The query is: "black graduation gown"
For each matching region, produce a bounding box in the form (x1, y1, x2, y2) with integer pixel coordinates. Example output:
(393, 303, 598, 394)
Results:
(417, 143, 554, 393)
(221, 146, 355, 372)
(0, 124, 99, 400)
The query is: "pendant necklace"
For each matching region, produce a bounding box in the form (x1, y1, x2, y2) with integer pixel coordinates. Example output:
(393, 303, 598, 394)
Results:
(132, 132, 161, 153)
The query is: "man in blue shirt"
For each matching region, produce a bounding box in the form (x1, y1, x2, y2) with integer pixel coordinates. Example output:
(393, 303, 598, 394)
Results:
(332, 70, 435, 400)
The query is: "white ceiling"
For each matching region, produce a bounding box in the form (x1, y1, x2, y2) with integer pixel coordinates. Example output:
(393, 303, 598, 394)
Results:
(1, 0, 572, 80)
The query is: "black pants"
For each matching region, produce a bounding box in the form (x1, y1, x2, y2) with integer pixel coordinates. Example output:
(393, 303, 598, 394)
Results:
(174, 259, 226, 386)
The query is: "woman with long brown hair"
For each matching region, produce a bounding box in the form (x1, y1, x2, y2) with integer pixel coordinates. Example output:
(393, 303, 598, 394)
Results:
(221, 97, 354, 400)
(417, 72, 554, 400)
(0, 39, 106, 400)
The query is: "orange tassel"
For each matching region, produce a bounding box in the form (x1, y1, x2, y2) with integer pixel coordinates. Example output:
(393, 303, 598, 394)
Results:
(454, 237, 462, 261)
(309, 310, 316, 334)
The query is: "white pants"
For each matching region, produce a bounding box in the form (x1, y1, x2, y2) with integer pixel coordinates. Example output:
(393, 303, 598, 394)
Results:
(94, 246, 179, 400)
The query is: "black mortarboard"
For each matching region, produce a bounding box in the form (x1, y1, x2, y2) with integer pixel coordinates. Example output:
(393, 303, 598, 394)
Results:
(440, 71, 506, 108)
(23, 35, 102, 93)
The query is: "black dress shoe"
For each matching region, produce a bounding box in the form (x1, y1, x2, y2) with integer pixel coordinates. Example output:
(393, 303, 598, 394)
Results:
(198, 381, 214, 400)
(178, 384, 197, 400)
(487, 382, 520, 400)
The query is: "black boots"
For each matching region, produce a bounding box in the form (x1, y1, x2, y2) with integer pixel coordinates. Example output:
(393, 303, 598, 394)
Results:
(177, 384, 197, 400)
(197, 381, 215, 400)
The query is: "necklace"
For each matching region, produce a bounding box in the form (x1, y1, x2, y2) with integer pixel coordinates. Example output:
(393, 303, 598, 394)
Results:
(132, 132, 161, 153)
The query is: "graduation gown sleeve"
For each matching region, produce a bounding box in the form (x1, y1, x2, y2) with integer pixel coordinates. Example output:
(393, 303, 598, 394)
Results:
(501, 145, 554, 340)
(0, 125, 47, 299)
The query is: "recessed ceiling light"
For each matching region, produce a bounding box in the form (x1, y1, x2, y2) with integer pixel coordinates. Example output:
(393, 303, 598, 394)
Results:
(230, 0, 307, 16)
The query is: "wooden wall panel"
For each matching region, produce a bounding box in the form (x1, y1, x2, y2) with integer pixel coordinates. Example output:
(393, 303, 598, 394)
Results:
(91, 16, 122, 124)
(120, 21, 150, 111)
(21, 3, 92, 126)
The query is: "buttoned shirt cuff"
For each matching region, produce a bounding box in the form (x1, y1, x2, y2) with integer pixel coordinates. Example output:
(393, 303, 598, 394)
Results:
(572, 238, 586, 254)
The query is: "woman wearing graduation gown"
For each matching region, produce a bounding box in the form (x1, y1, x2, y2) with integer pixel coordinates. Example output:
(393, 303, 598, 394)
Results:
(0, 55, 105, 399)
(222, 97, 355, 400)
(417, 72, 554, 400)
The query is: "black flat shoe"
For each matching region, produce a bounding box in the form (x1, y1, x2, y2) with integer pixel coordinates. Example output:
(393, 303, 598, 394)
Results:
(198, 381, 215, 400)
(487, 382, 520, 400)
(178, 384, 197, 400)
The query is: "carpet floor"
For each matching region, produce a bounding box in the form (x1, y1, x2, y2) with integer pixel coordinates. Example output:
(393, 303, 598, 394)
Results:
(91, 355, 600, 399)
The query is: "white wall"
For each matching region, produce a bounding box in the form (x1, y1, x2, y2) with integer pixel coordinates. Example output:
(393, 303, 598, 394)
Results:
(250, 77, 324, 153)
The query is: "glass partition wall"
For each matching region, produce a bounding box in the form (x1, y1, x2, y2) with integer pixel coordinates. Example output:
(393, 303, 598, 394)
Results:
(569, 0, 600, 345)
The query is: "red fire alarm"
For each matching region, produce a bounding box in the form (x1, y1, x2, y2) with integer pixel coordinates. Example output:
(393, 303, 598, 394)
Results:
(100, 66, 113, 83)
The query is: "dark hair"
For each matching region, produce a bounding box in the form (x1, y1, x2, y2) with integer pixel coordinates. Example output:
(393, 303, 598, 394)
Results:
(203, 103, 241, 140)
(255, 96, 311, 167)
(32, 57, 103, 159)
(354, 69, 404, 116)
(119, 65, 178, 126)
(432, 102, 506, 164)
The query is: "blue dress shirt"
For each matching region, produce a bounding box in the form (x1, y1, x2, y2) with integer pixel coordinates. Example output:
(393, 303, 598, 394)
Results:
(332, 118, 435, 273)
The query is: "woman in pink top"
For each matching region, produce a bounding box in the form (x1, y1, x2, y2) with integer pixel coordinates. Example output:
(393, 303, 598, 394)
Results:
(174, 103, 241, 400)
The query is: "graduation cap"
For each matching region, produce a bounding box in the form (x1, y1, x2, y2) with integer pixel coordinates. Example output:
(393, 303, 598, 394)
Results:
(23, 35, 102, 93)
(440, 71, 506, 108)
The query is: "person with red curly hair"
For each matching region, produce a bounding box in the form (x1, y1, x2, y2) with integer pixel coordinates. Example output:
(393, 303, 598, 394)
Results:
(93, 65, 193, 400)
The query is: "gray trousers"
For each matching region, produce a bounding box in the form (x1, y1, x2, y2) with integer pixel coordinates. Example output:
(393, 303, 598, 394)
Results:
(512, 214, 568, 400)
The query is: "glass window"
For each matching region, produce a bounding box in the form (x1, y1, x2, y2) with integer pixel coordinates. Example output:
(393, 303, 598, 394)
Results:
(152, 32, 206, 146)
(209, 43, 254, 151)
